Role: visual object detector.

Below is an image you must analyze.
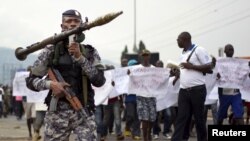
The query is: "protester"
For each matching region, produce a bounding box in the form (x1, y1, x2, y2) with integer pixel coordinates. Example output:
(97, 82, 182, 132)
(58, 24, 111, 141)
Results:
(102, 94, 124, 141)
(134, 49, 157, 141)
(101, 65, 125, 141)
(216, 44, 244, 125)
(25, 9, 106, 140)
(21, 66, 36, 139)
(32, 102, 47, 141)
(22, 96, 35, 139)
(171, 31, 212, 141)
(244, 100, 250, 124)
(2, 85, 12, 118)
(203, 56, 218, 125)
(15, 95, 24, 120)
(124, 59, 141, 140)
(152, 60, 162, 140)
(0, 85, 4, 118)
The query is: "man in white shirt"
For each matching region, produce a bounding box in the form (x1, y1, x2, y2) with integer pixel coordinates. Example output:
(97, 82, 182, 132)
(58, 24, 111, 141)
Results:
(171, 32, 212, 141)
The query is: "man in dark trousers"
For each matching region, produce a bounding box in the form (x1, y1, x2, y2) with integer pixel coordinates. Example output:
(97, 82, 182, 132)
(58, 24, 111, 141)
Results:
(171, 32, 212, 141)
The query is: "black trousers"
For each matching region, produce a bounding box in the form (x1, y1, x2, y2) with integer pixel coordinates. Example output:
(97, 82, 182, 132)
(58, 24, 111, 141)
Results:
(171, 85, 207, 141)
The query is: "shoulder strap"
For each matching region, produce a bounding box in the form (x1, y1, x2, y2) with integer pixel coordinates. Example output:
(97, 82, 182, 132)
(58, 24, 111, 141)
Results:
(81, 44, 88, 107)
(186, 46, 197, 62)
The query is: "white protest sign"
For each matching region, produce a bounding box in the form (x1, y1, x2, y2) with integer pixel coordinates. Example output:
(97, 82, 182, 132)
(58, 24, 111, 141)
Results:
(93, 70, 113, 106)
(205, 72, 218, 105)
(12, 71, 49, 102)
(207, 86, 219, 100)
(128, 67, 170, 97)
(108, 87, 120, 98)
(156, 77, 179, 111)
(241, 76, 250, 101)
(216, 58, 249, 88)
(205, 71, 217, 95)
(112, 66, 131, 94)
(12, 71, 30, 96)
(26, 90, 48, 103)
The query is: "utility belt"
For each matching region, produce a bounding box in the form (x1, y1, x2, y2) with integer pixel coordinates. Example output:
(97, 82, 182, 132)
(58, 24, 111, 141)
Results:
(181, 84, 205, 91)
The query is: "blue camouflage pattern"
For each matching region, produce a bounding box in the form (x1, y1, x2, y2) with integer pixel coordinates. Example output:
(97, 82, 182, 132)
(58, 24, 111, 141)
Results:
(44, 101, 97, 141)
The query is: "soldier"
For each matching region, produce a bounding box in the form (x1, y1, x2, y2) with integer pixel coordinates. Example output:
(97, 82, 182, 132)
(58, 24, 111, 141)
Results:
(26, 9, 106, 140)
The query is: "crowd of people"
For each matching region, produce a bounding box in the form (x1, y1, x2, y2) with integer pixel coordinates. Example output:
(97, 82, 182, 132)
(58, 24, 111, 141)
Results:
(1, 9, 250, 141)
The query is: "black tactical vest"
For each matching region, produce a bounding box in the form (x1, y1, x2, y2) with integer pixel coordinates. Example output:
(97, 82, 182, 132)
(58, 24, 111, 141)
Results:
(46, 43, 85, 106)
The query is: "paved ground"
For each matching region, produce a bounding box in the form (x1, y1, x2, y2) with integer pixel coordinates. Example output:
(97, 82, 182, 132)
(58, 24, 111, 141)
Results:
(0, 115, 202, 141)
(0, 115, 31, 141)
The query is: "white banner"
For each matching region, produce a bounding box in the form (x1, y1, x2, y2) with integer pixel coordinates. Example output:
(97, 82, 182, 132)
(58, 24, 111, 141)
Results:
(205, 72, 218, 105)
(216, 58, 249, 88)
(156, 77, 179, 111)
(128, 67, 170, 97)
(26, 90, 48, 103)
(93, 60, 249, 107)
(207, 86, 219, 100)
(12, 71, 49, 103)
(241, 76, 250, 101)
(12, 71, 30, 96)
(93, 70, 113, 106)
(108, 87, 120, 99)
(112, 67, 130, 94)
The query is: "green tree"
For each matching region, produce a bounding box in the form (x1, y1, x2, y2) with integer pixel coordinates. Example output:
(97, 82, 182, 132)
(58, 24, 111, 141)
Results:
(138, 40, 146, 53)
(121, 45, 128, 59)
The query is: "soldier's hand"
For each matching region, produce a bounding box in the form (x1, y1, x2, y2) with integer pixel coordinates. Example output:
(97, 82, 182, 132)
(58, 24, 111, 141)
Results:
(50, 81, 70, 98)
(68, 42, 82, 59)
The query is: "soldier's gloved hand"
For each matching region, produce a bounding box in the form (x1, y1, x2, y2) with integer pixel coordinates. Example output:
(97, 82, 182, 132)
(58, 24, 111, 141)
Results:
(50, 81, 70, 98)
(68, 42, 82, 59)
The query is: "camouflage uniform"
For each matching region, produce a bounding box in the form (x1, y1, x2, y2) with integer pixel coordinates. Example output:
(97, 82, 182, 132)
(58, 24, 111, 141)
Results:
(26, 43, 106, 141)
(44, 101, 97, 141)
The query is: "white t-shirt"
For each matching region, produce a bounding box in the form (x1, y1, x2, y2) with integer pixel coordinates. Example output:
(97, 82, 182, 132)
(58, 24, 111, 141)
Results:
(137, 64, 155, 97)
(179, 45, 211, 89)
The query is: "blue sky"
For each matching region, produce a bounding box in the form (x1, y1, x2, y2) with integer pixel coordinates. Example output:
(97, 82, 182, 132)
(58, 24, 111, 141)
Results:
(1, 0, 250, 65)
